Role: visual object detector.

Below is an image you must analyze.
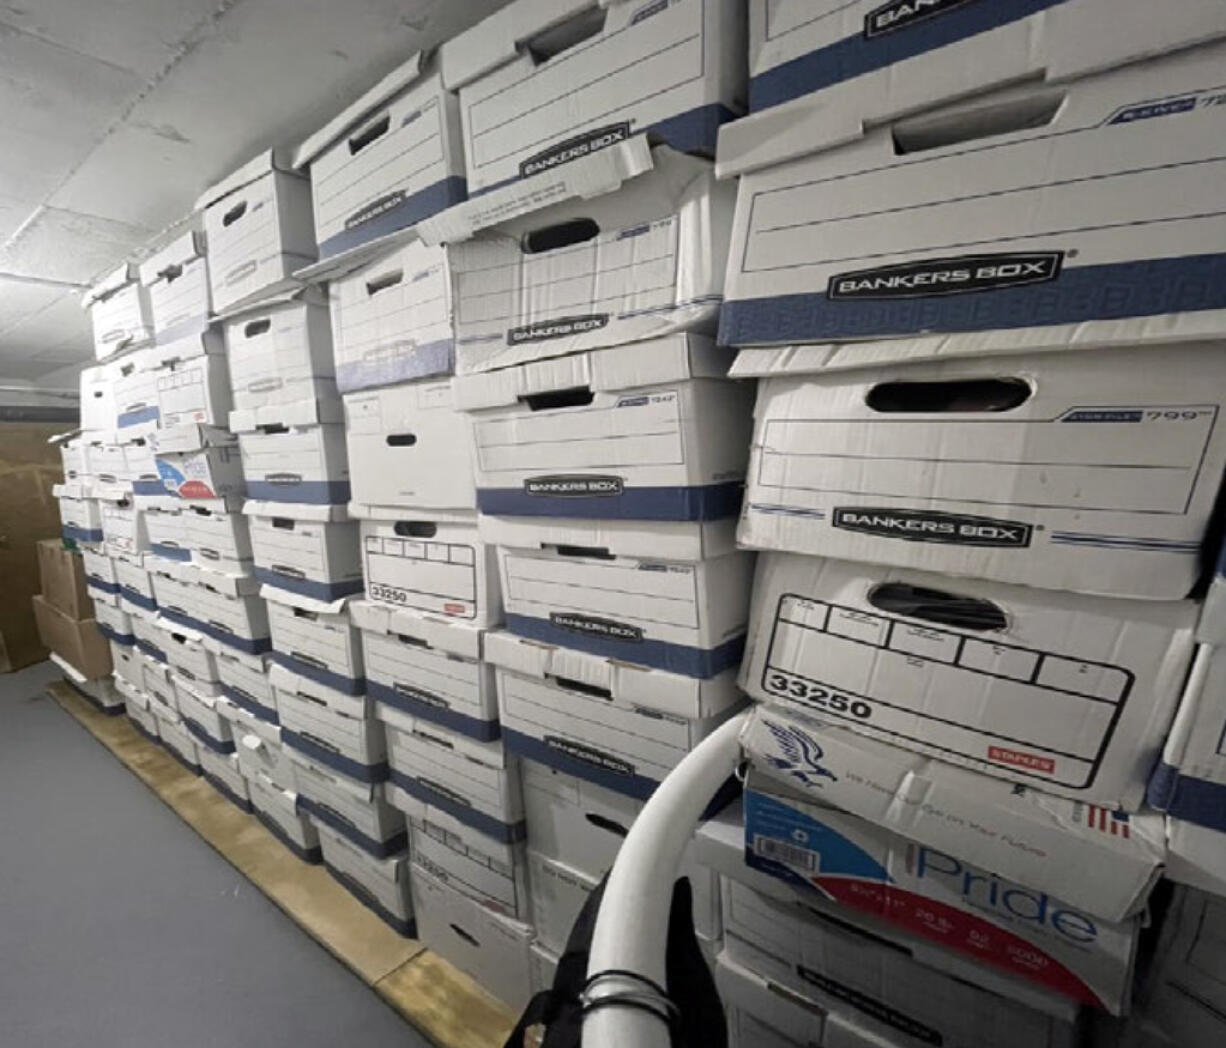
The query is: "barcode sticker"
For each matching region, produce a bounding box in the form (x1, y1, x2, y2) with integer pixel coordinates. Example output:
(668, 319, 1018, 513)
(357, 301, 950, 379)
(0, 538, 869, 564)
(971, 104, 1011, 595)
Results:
(753, 834, 819, 873)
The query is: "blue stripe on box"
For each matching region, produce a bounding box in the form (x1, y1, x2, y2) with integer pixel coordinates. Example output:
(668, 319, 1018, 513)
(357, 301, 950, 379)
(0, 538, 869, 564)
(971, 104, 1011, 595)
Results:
(1148, 761, 1226, 832)
(281, 730, 388, 784)
(254, 568, 364, 603)
(183, 717, 236, 755)
(505, 613, 745, 679)
(220, 683, 279, 724)
(133, 479, 171, 496)
(159, 607, 272, 656)
(255, 810, 323, 864)
(118, 405, 160, 429)
(120, 588, 158, 613)
(388, 769, 526, 844)
(749, 0, 1067, 113)
(295, 795, 408, 859)
(718, 252, 1226, 347)
(317, 176, 469, 259)
(477, 481, 744, 522)
(202, 769, 253, 813)
(63, 525, 103, 544)
(88, 578, 121, 595)
(98, 623, 136, 646)
(502, 727, 656, 802)
(244, 480, 352, 506)
(336, 339, 456, 395)
(368, 679, 500, 742)
(136, 639, 167, 663)
(325, 865, 416, 938)
(151, 543, 191, 562)
(269, 650, 365, 696)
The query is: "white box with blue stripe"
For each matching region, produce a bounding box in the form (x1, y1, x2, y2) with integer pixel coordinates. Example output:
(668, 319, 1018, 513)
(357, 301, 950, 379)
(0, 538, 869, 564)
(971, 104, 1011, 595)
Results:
(353, 599, 497, 742)
(174, 673, 235, 755)
(95, 601, 133, 649)
(245, 502, 362, 601)
(721, 0, 1226, 179)
(486, 515, 752, 677)
(264, 587, 364, 694)
(57, 487, 102, 545)
(153, 705, 200, 773)
(740, 553, 1198, 811)
(734, 343, 1226, 598)
(215, 647, 277, 727)
(234, 726, 292, 789)
(153, 424, 245, 501)
(81, 547, 119, 605)
(138, 229, 211, 338)
(84, 263, 152, 360)
(114, 554, 158, 616)
(232, 398, 350, 506)
(247, 771, 321, 862)
(318, 823, 414, 936)
(149, 560, 270, 655)
(225, 291, 337, 411)
(272, 663, 385, 784)
(440, 0, 744, 196)
(295, 51, 465, 264)
(199, 748, 251, 812)
(161, 622, 221, 691)
(720, 39, 1226, 351)
(449, 147, 735, 376)
(288, 749, 406, 858)
(454, 333, 751, 521)
(179, 501, 250, 574)
(488, 628, 744, 801)
(110, 641, 142, 689)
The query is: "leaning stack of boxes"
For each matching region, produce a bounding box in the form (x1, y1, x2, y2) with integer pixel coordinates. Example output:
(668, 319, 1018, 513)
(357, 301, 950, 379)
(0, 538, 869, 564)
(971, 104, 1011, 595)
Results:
(47, 0, 1226, 1043)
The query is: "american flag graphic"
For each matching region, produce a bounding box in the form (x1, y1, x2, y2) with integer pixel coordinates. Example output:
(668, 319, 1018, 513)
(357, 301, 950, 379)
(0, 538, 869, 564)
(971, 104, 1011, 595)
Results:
(1086, 804, 1131, 838)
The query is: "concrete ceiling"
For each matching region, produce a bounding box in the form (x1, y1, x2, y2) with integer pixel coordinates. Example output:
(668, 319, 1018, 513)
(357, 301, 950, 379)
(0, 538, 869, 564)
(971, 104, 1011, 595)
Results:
(0, 0, 508, 389)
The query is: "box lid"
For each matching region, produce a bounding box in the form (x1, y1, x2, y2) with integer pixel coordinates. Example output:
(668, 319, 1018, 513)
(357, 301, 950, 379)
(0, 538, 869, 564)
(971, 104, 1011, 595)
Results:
(83, 262, 138, 307)
(258, 583, 351, 617)
(138, 227, 206, 287)
(229, 396, 344, 433)
(195, 148, 298, 212)
(243, 500, 350, 523)
(293, 52, 427, 169)
(478, 515, 738, 562)
(350, 599, 483, 661)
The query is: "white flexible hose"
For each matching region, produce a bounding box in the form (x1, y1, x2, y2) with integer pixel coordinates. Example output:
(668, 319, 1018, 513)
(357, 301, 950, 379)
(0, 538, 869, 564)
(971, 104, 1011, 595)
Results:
(582, 710, 749, 1048)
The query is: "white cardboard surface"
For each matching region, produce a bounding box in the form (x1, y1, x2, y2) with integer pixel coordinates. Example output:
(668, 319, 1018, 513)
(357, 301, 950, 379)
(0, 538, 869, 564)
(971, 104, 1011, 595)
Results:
(317, 823, 413, 924)
(245, 505, 363, 598)
(140, 229, 211, 336)
(264, 587, 364, 690)
(408, 816, 529, 920)
(224, 293, 337, 410)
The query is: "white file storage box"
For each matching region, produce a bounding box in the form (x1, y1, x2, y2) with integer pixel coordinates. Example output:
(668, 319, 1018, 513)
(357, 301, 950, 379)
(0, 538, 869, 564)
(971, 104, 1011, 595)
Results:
(85, 263, 152, 359)
(130, 612, 167, 663)
(225, 292, 337, 410)
(734, 343, 1226, 599)
(197, 150, 315, 315)
(245, 503, 363, 601)
(156, 350, 231, 431)
(113, 347, 163, 437)
(411, 863, 534, 1011)
(489, 630, 744, 801)
(58, 490, 103, 544)
(344, 378, 475, 511)
(123, 684, 161, 741)
(180, 502, 251, 575)
(723, 0, 1226, 175)
(440, 0, 744, 194)
(143, 656, 178, 714)
(330, 238, 455, 393)
(218, 648, 276, 726)
(380, 704, 525, 844)
(249, 772, 322, 862)
(265, 588, 364, 695)
(139, 229, 211, 335)
(96, 602, 134, 647)
(720, 40, 1226, 351)
(486, 516, 753, 678)
(144, 506, 189, 563)
(289, 750, 406, 858)
(199, 748, 251, 811)
(357, 511, 501, 627)
(155, 707, 201, 772)
(455, 334, 749, 521)
(740, 553, 1198, 810)
(528, 851, 598, 953)
(161, 622, 220, 690)
(111, 641, 143, 688)
(115, 555, 157, 615)
(318, 824, 414, 936)
(235, 727, 293, 788)
(101, 500, 149, 559)
(233, 399, 350, 506)
(273, 664, 385, 783)
(125, 437, 173, 502)
(151, 562, 270, 656)
(82, 546, 119, 603)
(406, 808, 529, 920)
(80, 361, 119, 432)
(353, 599, 496, 741)
(174, 675, 234, 754)
(153, 424, 245, 501)
(449, 147, 735, 375)
(296, 52, 465, 262)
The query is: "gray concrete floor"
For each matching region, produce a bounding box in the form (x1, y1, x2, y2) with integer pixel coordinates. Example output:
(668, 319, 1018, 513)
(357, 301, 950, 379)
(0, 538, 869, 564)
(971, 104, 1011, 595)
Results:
(0, 661, 428, 1048)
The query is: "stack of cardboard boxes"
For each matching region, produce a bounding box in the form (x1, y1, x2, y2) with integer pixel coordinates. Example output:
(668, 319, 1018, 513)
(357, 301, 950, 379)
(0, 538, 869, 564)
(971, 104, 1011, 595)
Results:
(44, 1, 1226, 1042)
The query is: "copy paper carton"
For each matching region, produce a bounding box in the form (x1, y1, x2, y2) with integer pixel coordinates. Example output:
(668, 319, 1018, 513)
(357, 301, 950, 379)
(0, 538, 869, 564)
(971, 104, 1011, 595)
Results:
(37, 539, 92, 620)
(32, 596, 111, 679)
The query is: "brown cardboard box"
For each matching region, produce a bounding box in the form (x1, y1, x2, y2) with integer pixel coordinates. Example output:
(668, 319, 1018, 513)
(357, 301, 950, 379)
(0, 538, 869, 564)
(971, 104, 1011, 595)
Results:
(37, 539, 92, 619)
(31, 594, 112, 679)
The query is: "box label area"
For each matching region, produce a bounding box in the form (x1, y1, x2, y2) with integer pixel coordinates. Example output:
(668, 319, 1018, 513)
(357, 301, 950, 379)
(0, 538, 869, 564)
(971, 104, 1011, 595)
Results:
(828, 252, 1064, 300)
(831, 508, 1034, 548)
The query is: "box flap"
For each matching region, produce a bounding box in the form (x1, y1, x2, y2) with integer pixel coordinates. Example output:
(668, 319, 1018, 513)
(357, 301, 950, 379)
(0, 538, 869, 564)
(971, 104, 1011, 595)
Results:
(478, 515, 737, 561)
(83, 262, 138, 307)
(417, 132, 653, 246)
(216, 283, 329, 321)
(195, 148, 298, 212)
(293, 51, 427, 169)
(258, 584, 351, 617)
(229, 396, 344, 433)
(138, 228, 206, 287)
(352, 599, 483, 660)
(195, 566, 261, 597)
(243, 500, 349, 523)
(154, 324, 224, 361)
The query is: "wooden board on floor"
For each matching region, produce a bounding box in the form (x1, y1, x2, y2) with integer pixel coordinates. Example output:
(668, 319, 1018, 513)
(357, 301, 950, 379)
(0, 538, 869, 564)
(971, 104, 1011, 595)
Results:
(49, 681, 518, 1048)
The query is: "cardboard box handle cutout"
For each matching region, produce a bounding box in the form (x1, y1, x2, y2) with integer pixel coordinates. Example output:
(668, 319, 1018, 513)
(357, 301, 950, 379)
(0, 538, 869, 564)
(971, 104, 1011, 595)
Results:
(523, 217, 600, 254)
(292, 649, 327, 671)
(866, 377, 1032, 414)
(222, 199, 248, 227)
(243, 318, 271, 338)
(550, 674, 614, 701)
(394, 520, 438, 538)
(412, 727, 455, 751)
(395, 631, 430, 649)
(867, 582, 1007, 632)
(386, 433, 418, 447)
(258, 423, 290, 435)
(292, 607, 320, 621)
(158, 263, 184, 283)
(271, 517, 297, 530)
(349, 113, 391, 156)
(271, 564, 306, 580)
(585, 811, 630, 839)
(552, 543, 614, 561)
(523, 5, 607, 66)
(366, 268, 404, 296)
(520, 387, 596, 412)
(892, 87, 1065, 157)
(449, 922, 481, 947)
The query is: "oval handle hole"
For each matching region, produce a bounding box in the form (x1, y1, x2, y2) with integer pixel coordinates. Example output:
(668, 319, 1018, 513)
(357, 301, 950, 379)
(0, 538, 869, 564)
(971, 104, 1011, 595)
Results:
(244, 318, 271, 338)
(292, 608, 318, 620)
(394, 521, 437, 538)
(550, 675, 612, 700)
(551, 544, 613, 561)
(893, 89, 1065, 155)
(222, 200, 248, 227)
(271, 517, 295, 530)
(519, 386, 594, 412)
(394, 633, 428, 649)
(866, 378, 1031, 414)
(523, 218, 599, 254)
(160, 263, 183, 283)
(386, 433, 417, 447)
(523, 5, 606, 64)
(449, 923, 479, 948)
(259, 423, 289, 435)
(366, 269, 404, 296)
(868, 583, 1006, 632)
(584, 812, 629, 838)
(349, 113, 390, 154)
